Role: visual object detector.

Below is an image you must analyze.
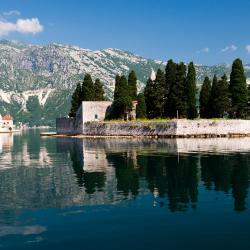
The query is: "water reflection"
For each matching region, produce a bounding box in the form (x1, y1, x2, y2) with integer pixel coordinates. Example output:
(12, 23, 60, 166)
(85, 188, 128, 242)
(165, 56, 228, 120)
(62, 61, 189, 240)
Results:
(0, 133, 250, 213)
(57, 138, 250, 212)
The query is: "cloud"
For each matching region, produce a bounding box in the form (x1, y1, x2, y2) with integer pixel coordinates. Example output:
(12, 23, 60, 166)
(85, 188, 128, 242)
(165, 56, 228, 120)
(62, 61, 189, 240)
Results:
(0, 18, 43, 36)
(221, 45, 237, 52)
(246, 45, 250, 54)
(3, 10, 21, 16)
(196, 48, 209, 53)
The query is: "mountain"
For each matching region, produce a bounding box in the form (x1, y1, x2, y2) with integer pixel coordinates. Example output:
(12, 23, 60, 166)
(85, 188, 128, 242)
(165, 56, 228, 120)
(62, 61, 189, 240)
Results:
(0, 40, 249, 126)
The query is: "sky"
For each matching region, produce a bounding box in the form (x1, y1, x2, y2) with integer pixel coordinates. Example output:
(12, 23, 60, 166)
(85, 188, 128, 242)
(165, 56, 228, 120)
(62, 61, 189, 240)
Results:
(0, 0, 250, 65)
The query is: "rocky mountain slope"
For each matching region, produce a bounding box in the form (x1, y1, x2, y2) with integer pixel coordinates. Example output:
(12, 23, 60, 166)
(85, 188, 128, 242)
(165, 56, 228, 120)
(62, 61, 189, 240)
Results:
(0, 40, 249, 126)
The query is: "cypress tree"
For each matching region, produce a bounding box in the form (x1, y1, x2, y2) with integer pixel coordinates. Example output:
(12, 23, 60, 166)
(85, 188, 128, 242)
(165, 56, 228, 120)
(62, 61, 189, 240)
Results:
(248, 85, 250, 116)
(94, 78, 105, 101)
(186, 62, 197, 119)
(199, 77, 211, 118)
(113, 75, 131, 119)
(154, 69, 166, 118)
(69, 83, 82, 117)
(81, 73, 94, 101)
(128, 70, 137, 100)
(167, 62, 187, 118)
(144, 78, 155, 119)
(114, 75, 121, 100)
(165, 60, 177, 117)
(210, 75, 219, 117)
(136, 92, 146, 119)
(229, 58, 248, 118)
(210, 74, 230, 118)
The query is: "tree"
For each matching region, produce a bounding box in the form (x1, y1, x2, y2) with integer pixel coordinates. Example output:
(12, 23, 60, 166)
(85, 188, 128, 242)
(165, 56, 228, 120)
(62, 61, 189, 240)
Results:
(186, 62, 197, 119)
(154, 69, 166, 117)
(69, 83, 82, 117)
(210, 74, 230, 118)
(128, 70, 137, 100)
(144, 78, 155, 118)
(136, 92, 146, 119)
(81, 73, 94, 101)
(229, 58, 248, 118)
(112, 75, 132, 119)
(94, 78, 105, 101)
(248, 85, 250, 116)
(114, 75, 121, 100)
(167, 62, 187, 118)
(209, 75, 219, 117)
(165, 60, 177, 117)
(26, 96, 42, 126)
(199, 77, 211, 118)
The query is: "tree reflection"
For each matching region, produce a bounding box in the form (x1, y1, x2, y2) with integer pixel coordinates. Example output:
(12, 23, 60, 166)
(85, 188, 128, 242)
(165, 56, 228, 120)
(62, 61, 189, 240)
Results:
(57, 138, 250, 212)
(231, 155, 249, 212)
(201, 154, 250, 212)
(138, 155, 198, 212)
(107, 152, 139, 197)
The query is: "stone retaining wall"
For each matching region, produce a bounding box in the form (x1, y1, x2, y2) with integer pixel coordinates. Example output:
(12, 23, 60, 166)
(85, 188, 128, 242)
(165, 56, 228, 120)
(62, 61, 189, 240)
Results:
(56, 105, 83, 135)
(81, 119, 250, 137)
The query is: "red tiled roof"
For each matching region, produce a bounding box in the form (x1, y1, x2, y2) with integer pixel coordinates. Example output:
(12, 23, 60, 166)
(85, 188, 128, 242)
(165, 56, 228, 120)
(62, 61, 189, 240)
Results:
(2, 114, 13, 121)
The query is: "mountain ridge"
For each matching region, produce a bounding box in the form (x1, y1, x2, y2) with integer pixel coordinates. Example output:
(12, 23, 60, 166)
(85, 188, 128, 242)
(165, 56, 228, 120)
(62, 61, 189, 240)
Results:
(0, 39, 249, 126)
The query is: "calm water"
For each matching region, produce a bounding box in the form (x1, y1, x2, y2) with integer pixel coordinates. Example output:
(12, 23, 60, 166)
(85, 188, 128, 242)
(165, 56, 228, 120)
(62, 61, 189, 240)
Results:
(0, 130, 250, 249)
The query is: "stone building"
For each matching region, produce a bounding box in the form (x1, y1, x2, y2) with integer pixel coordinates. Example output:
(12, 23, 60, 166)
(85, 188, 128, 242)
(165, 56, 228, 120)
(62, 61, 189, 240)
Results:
(57, 101, 138, 135)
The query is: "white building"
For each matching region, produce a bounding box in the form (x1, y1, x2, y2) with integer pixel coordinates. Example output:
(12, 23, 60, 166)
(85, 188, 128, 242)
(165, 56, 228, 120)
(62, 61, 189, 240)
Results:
(0, 114, 14, 132)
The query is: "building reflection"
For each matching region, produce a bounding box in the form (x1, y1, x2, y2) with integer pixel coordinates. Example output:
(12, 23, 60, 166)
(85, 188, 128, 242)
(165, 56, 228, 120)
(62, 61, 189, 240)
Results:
(0, 133, 13, 153)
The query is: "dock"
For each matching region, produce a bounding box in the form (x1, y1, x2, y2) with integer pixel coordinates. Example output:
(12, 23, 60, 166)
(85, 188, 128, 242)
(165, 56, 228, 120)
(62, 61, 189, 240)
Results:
(40, 132, 57, 137)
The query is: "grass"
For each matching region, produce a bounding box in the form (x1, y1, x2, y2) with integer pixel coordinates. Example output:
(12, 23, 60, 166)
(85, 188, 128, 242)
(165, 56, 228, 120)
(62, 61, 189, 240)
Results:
(100, 117, 249, 123)
(103, 118, 174, 123)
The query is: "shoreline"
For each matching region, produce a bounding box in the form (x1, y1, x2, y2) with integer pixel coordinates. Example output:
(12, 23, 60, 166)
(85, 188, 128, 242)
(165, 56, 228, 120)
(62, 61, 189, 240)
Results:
(40, 132, 250, 139)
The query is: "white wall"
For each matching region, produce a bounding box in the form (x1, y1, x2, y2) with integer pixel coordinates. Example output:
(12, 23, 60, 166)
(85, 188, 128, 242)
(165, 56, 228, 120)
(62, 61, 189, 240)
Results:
(82, 101, 112, 124)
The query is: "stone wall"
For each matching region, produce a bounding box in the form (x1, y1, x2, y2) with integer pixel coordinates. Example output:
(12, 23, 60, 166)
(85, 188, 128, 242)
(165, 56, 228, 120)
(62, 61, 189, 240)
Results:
(83, 121, 177, 136)
(176, 119, 250, 136)
(81, 119, 250, 137)
(56, 105, 83, 135)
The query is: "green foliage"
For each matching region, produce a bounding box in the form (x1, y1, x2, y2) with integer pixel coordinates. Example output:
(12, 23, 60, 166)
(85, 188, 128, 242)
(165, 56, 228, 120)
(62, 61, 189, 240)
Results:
(154, 69, 166, 117)
(229, 58, 248, 118)
(114, 75, 121, 100)
(165, 60, 177, 95)
(128, 70, 137, 100)
(199, 76, 211, 118)
(112, 75, 132, 119)
(26, 96, 42, 126)
(94, 78, 105, 101)
(144, 69, 165, 119)
(69, 74, 105, 117)
(69, 83, 82, 117)
(165, 60, 177, 117)
(210, 74, 230, 118)
(167, 62, 187, 118)
(186, 62, 197, 119)
(136, 93, 146, 119)
(144, 78, 156, 119)
(81, 73, 94, 101)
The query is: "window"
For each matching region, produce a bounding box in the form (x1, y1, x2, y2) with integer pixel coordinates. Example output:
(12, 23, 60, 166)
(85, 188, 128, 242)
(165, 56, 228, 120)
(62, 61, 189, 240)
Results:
(94, 114, 98, 119)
